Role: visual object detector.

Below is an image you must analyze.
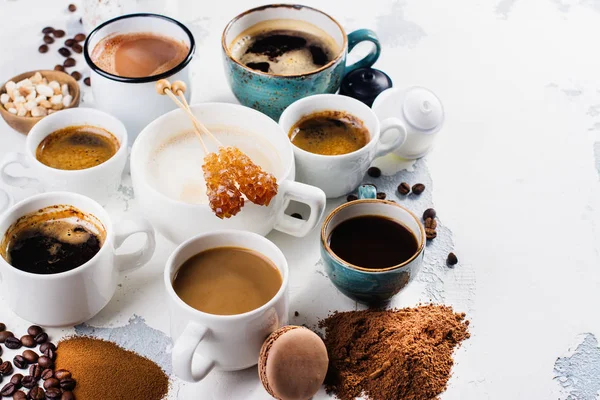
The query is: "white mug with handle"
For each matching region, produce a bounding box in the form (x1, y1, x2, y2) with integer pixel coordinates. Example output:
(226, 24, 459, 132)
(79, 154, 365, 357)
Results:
(0, 191, 156, 326)
(165, 230, 289, 382)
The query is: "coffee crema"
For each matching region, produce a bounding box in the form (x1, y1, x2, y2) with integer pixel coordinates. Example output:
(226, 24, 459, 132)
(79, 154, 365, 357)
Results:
(173, 246, 282, 315)
(230, 19, 340, 75)
(328, 215, 419, 269)
(91, 32, 189, 78)
(0, 205, 105, 275)
(289, 110, 370, 155)
(36, 125, 119, 170)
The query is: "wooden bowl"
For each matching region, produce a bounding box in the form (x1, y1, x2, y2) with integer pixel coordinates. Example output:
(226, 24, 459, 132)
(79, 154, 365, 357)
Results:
(0, 70, 81, 135)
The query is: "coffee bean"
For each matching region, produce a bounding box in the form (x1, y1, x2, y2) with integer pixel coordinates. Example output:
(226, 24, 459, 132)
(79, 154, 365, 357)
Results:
(43, 378, 59, 390)
(376, 192, 386, 200)
(60, 391, 74, 400)
(37, 356, 53, 370)
(0, 346, 2, 357)
(0, 382, 16, 396)
(63, 58, 76, 68)
(13, 356, 27, 369)
(83, 77, 91, 86)
(68, 4, 77, 12)
(45, 387, 61, 399)
(53, 370, 70, 381)
(20, 335, 35, 348)
(21, 376, 37, 389)
(39, 343, 55, 354)
(347, 194, 358, 202)
(40, 369, 53, 380)
(28, 386, 45, 400)
(0, 331, 13, 343)
(27, 326, 43, 337)
(59, 378, 75, 391)
(72, 43, 82, 54)
(34, 333, 48, 345)
(10, 374, 23, 387)
(290, 213, 303, 220)
(446, 252, 458, 266)
(367, 167, 381, 178)
(54, 65, 65, 72)
(43, 348, 56, 361)
(42, 27, 54, 34)
(411, 183, 425, 195)
(53, 30, 65, 38)
(64, 38, 75, 47)
(398, 182, 410, 195)
(58, 47, 71, 57)
(43, 35, 54, 44)
(74, 33, 86, 42)
(38, 45, 49, 53)
(13, 390, 27, 400)
(422, 208, 436, 220)
(0, 323, 5, 332)
(70, 71, 82, 81)
(5, 337, 21, 350)
(29, 364, 42, 379)
(0, 361, 13, 375)
(425, 228, 437, 240)
(22, 351, 38, 365)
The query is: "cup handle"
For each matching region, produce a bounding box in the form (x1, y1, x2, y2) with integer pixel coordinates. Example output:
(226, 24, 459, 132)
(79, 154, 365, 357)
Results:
(172, 321, 215, 382)
(345, 29, 381, 75)
(374, 117, 408, 158)
(0, 152, 42, 191)
(0, 189, 13, 215)
(273, 180, 326, 237)
(114, 217, 157, 273)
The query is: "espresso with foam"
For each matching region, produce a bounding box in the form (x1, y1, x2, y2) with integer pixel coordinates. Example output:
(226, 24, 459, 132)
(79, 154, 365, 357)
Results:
(230, 19, 340, 75)
(0, 205, 105, 275)
(91, 32, 189, 78)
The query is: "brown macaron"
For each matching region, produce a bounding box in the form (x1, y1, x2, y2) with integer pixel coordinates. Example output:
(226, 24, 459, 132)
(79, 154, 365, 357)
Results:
(259, 326, 329, 400)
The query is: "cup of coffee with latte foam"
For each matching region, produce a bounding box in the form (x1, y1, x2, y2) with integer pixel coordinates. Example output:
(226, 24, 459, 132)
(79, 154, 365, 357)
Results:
(0, 191, 156, 326)
(222, 4, 381, 119)
(84, 13, 195, 142)
(0, 108, 127, 205)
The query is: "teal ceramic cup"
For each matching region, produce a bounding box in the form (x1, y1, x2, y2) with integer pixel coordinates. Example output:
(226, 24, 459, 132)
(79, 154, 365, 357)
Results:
(320, 184, 425, 304)
(221, 4, 381, 120)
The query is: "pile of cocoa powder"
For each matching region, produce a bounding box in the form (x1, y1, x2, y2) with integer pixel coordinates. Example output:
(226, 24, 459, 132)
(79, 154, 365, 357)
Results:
(319, 304, 470, 400)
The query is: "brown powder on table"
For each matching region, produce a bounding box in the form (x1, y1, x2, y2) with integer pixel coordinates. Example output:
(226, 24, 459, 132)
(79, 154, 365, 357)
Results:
(55, 336, 169, 400)
(319, 304, 470, 400)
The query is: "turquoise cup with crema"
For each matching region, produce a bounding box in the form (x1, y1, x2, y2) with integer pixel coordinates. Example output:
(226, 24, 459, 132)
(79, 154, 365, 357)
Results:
(221, 4, 381, 120)
(320, 184, 426, 304)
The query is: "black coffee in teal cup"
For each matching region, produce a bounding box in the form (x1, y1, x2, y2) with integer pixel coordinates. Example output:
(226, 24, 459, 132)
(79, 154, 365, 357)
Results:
(222, 4, 381, 120)
(320, 184, 425, 304)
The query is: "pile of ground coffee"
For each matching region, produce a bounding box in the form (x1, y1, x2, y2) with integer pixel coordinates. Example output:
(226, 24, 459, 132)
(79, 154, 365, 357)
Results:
(55, 337, 169, 400)
(319, 304, 470, 400)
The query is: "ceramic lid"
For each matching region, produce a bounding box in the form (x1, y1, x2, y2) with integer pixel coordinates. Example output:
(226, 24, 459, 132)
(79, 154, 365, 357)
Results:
(339, 67, 393, 107)
(403, 87, 444, 131)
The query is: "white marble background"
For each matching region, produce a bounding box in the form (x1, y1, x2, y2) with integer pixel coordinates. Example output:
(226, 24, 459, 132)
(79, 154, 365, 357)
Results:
(1, 0, 600, 398)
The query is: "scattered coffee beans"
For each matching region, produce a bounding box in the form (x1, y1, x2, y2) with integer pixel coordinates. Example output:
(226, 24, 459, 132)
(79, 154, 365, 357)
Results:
(34, 332, 48, 345)
(46, 387, 62, 399)
(54, 65, 65, 72)
(74, 33, 86, 42)
(41, 368, 54, 380)
(29, 364, 43, 378)
(59, 378, 76, 391)
(64, 39, 75, 47)
(397, 182, 410, 195)
(71, 71, 82, 81)
(38, 44, 49, 53)
(424, 217, 437, 240)
(21, 375, 37, 389)
(13, 355, 27, 369)
(53, 30, 66, 38)
(43, 35, 54, 44)
(27, 326, 43, 337)
(68, 4, 77, 12)
(28, 386, 45, 399)
(0, 330, 12, 343)
(5, 336, 22, 350)
(72, 43, 83, 54)
(37, 356, 53, 369)
(11, 373, 23, 386)
(44, 378, 60, 389)
(291, 213, 303, 220)
(63, 58, 76, 68)
(447, 252, 458, 266)
(83, 77, 91, 86)
(40, 342, 55, 354)
(412, 183, 425, 195)
(0, 382, 16, 396)
(62, 391, 75, 400)
(0, 323, 5, 331)
(347, 194, 358, 202)
(423, 208, 436, 220)
(21, 335, 36, 348)
(13, 390, 26, 399)
(42, 27, 54, 34)
(376, 192, 386, 200)
(22, 350, 39, 364)
(367, 167, 381, 178)
(58, 47, 71, 57)
(0, 360, 13, 375)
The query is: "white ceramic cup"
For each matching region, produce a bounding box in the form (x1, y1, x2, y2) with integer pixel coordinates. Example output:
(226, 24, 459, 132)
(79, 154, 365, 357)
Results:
(0, 191, 156, 326)
(0, 108, 128, 206)
(166, 230, 289, 382)
(83, 13, 195, 144)
(131, 102, 327, 245)
(279, 94, 408, 198)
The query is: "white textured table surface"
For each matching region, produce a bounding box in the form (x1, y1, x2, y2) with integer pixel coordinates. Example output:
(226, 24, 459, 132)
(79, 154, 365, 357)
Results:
(2, 0, 600, 399)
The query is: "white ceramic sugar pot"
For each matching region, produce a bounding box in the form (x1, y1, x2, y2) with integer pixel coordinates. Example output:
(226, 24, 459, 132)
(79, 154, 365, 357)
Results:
(372, 86, 444, 159)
